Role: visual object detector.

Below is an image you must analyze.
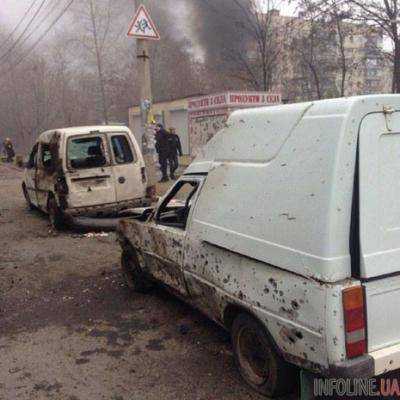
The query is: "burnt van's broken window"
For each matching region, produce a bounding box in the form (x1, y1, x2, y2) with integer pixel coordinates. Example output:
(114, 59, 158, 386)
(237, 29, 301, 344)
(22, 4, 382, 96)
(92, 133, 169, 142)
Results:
(41, 144, 54, 171)
(156, 180, 199, 229)
(111, 135, 134, 164)
(68, 136, 106, 169)
(27, 144, 38, 169)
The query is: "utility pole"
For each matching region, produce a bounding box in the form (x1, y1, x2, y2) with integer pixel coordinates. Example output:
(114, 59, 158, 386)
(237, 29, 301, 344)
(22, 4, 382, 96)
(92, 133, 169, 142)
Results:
(137, 39, 152, 150)
(127, 3, 160, 195)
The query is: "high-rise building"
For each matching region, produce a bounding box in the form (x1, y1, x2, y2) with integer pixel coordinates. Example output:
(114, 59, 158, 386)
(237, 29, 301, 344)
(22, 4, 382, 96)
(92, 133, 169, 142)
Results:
(246, 9, 392, 102)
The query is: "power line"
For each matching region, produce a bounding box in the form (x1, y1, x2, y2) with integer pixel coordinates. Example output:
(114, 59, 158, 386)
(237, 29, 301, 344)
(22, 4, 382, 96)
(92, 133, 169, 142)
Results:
(4, 0, 74, 73)
(0, 0, 48, 64)
(11, 1, 63, 58)
(0, 0, 39, 51)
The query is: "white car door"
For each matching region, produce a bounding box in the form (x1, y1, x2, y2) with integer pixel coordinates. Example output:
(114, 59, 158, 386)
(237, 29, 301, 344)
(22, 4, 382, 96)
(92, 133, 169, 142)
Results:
(65, 134, 117, 208)
(359, 110, 400, 278)
(109, 132, 146, 202)
(140, 178, 203, 296)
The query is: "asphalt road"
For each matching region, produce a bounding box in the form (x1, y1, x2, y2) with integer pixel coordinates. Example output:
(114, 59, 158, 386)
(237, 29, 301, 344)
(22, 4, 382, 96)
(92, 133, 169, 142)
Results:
(0, 163, 272, 400)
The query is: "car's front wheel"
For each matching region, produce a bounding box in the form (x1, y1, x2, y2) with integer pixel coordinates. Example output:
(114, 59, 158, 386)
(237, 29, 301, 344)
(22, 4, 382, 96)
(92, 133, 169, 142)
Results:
(121, 248, 153, 293)
(231, 313, 296, 397)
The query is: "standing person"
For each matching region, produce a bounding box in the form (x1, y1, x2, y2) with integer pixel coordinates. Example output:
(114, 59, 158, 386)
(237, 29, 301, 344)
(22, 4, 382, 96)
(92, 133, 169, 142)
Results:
(167, 128, 183, 180)
(154, 124, 170, 182)
(3, 138, 15, 163)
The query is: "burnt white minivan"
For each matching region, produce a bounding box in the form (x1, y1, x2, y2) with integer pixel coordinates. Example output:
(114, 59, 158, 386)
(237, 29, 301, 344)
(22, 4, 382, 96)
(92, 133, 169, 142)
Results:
(22, 126, 148, 228)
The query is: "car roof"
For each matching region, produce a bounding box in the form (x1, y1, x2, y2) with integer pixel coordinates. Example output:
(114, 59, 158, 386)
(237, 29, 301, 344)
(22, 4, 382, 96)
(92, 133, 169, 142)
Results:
(38, 125, 130, 142)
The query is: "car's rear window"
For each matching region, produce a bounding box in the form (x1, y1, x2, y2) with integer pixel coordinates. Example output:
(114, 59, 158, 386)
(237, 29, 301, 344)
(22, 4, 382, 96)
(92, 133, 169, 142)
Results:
(68, 136, 106, 169)
(111, 135, 134, 164)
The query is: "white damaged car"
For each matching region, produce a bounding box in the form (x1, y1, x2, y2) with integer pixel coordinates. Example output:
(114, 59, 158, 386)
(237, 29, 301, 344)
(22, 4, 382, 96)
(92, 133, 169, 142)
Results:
(22, 125, 149, 228)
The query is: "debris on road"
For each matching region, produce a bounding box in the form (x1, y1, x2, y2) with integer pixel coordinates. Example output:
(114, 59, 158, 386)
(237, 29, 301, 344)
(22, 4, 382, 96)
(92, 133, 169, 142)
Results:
(84, 232, 109, 238)
(71, 232, 109, 239)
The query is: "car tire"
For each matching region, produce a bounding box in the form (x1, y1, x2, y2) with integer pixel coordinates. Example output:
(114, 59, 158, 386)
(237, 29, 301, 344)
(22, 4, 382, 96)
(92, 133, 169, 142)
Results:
(121, 248, 153, 293)
(22, 184, 34, 210)
(47, 195, 65, 230)
(231, 313, 296, 398)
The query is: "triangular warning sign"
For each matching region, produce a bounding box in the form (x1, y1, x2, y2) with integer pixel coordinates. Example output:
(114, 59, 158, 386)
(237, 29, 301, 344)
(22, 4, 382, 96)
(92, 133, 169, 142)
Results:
(127, 5, 160, 40)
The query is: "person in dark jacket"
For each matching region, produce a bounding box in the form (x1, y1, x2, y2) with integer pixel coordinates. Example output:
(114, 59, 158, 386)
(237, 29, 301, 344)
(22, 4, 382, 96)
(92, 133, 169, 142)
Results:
(3, 138, 15, 163)
(155, 124, 171, 182)
(167, 128, 182, 180)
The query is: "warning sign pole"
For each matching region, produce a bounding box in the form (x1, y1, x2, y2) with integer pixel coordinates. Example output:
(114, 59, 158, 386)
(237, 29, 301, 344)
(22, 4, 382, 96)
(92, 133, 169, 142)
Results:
(137, 41, 152, 107)
(128, 3, 161, 195)
(137, 38, 158, 191)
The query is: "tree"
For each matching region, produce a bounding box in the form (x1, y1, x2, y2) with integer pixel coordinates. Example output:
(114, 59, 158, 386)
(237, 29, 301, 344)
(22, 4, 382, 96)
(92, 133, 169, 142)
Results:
(289, 2, 339, 99)
(325, 1, 352, 96)
(230, 1, 283, 91)
(71, 0, 114, 124)
(0, 0, 213, 153)
(348, 0, 400, 92)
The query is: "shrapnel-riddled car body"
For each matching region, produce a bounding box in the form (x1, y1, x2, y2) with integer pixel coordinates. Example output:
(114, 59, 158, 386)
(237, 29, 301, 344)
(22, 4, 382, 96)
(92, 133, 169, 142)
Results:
(22, 126, 148, 228)
(118, 95, 400, 397)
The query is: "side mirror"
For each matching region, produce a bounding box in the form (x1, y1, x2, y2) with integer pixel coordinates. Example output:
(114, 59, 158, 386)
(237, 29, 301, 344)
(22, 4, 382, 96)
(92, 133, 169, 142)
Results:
(118, 206, 154, 220)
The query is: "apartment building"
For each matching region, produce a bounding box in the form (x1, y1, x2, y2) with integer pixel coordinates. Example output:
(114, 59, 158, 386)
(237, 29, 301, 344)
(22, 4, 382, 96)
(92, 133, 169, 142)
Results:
(248, 9, 392, 102)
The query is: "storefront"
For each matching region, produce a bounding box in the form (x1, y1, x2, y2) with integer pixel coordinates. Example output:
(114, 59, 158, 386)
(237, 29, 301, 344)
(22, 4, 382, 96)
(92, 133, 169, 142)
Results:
(128, 91, 281, 157)
(188, 92, 281, 156)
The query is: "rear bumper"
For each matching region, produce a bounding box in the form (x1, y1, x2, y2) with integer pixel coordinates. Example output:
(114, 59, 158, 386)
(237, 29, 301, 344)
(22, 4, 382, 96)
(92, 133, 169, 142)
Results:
(370, 342, 400, 376)
(329, 355, 374, 378)
(328, 343, 400, 378)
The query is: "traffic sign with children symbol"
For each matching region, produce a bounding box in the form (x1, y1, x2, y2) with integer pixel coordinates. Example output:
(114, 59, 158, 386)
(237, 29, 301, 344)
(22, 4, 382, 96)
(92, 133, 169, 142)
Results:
(127, 5, 160, 40)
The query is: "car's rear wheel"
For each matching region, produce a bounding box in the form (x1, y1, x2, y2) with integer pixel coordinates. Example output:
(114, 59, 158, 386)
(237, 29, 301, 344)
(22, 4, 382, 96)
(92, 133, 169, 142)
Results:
(121, 248, 153, 293)
(47, 195, 65, 230)
(22, 184, 34, 210)
(231, 313, 296, 397)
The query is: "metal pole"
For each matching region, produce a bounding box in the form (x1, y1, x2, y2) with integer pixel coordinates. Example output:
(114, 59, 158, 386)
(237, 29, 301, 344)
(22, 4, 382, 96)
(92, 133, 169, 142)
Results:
(137, 39, 151, 145)
(136, 37, 158, 193)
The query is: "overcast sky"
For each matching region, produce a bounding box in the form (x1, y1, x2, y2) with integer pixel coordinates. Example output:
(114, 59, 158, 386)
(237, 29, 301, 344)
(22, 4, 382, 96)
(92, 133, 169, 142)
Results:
(0, 0, 31, 24)
(0, 0, 298, 26)
(0, 0, 299, 61)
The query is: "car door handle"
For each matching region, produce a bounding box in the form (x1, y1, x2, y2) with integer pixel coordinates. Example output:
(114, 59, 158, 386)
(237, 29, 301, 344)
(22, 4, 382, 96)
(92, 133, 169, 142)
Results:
(118, 177, 126, 184)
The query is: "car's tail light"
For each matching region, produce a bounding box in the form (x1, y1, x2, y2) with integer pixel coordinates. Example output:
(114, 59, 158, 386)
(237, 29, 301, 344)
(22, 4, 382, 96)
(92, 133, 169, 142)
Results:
(141, 167, 146, 183)
(342, 286, 366, 358)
